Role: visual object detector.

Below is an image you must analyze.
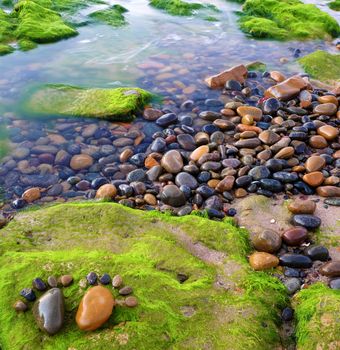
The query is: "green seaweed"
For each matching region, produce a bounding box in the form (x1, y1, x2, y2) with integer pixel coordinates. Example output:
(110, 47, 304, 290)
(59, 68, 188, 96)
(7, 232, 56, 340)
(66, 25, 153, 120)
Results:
(329, 0, 340, 10)
(89, 4, 128, 27)
(298, 50, 340, 83)
(14, 0, 77, 43)
(238, 0, 340, 40)
(22, 85, 152, 121)
(294, 283, 340, 349)
(149, 0, 221, 19)
(0, 202, 288, 349)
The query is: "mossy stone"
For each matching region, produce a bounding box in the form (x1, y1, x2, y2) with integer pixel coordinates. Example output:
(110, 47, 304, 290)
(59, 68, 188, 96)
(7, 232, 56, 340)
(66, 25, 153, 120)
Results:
(298, 50, 340, 83)
(89, 4, 128, 27)
(22, 85, 152, 121)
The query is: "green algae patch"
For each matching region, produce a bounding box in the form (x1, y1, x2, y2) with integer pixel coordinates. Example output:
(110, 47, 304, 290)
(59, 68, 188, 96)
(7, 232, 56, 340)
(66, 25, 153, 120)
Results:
(89, 4, 128, 27)
(0, 43, 13, 55)
(14, 0, 77, 43)
(0, 202, 289, 349)
(293, 283, 340, 349)
(329, 0, 340, 10)
(149, 0, 221, 20)
(238, 0, 340, 40)
(298, 50, 340, 84)
(23, 85, 152, 121)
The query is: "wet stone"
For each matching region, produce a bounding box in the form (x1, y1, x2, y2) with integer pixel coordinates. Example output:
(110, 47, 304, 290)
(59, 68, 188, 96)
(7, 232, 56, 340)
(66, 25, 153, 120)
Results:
(76, 286, 114, 331)
(177, 134, 196, 151)
(251, 229, 282, 253)
(319, 261, 340, 277)
(161, 150, 183, 173)
(248, 166, 270, 180)
(161, 185, 186, 207)
(127, 169, 146, 182)
(259, 179, 283, 193)
(249, 252, 279, 270)
(175, 172, 198, 190)
(304, 245, 329, 261)
(33, 288, 64, 335)
(279, 254, 313, 268)
(156, 113, 177, 127)
(13, 300, 28, 312)
(288, 199, 316, 214)
(291, 215, 321, 230)
(284, 277, 301, 295)
(282, 227, 308, 246)
(263, 98, 281, 115)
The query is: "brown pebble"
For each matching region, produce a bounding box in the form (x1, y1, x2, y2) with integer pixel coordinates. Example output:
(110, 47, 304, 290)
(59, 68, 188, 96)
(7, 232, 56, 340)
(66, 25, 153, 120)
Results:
(305, 156, 326, 173)
(249, 252, 279, 271)
(317, 125, 339, 141)
(124, 296, 138, 308)
(288, 199, 316, 214)
(119, 286, 133, 296)
(302, 171, 324, 187)
(13, 300, 28, 312)
(282, 227, 308, 246)
(60, 275, 73, 287)
(111, 275, 123, 288)
(319, 261, 340, 277)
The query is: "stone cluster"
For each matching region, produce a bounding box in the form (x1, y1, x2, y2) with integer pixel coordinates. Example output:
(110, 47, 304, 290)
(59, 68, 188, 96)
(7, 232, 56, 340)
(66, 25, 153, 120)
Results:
(14, 273, 138, 335)
(248, 198, 340, 292)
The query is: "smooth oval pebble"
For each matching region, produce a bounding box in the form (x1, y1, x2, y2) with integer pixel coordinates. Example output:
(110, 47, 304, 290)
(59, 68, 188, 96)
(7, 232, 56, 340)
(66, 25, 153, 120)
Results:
(291, 215, 321, 230)
(304, 245, 329, 261)
(329, 278, 340, 290)
(288, 199, 316, 214)
(76, 286, 115, 331)
(112, 275, 123, 288)
(251, 230, 282, 253)
(95, 184, 117, 200)
(279, 254, 313, 268)
(33, 288, 64, 335)
(249, 252, 279, 270)
(119, 286, 133, 295)
(125, 296, 138, 307)
(319, 261, 340, 277)
(282, 227, 308, 246)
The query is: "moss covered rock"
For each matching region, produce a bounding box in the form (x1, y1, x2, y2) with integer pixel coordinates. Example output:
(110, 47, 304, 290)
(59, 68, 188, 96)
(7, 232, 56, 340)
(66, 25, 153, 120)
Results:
(293, 283, 340, 349)
(238, 0, 340, 40)
(0, 202, 289, 349)
(329, 0, 340, 11)
(149, 0, 221, 19)
(23, 85, 152, 121)
(89, 4, 128, 27)
(298, 50, 340, 84)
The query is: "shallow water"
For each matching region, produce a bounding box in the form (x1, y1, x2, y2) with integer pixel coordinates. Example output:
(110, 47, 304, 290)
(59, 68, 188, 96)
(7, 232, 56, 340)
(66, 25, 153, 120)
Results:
(0, 0, 338, 111)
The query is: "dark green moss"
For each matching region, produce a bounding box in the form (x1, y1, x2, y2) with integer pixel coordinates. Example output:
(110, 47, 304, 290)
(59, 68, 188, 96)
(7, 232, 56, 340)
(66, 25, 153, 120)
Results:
(298, 50, 340, 83)
(238, 0, 340, 40)
(89, 4, 128, 27)
(329, 0, 340, 10)
(22, 85, 152, 121)
(149, 0, 221, 19)
(0, 202, 288, 349)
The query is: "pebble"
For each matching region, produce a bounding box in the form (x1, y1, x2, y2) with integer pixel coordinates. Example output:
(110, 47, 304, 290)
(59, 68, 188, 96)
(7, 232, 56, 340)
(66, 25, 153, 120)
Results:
(313, 103, 337, 116)
(319, 261, 340, 277)
(329, 278, 340, 290)
(70, 154, 94, 170)
(86, 271, 98, 285)
(288, 199, 316, 214)
(111, 275, 123, 288)
(22, 188, 41, 203)
(124, 296, 138, 307)
(161, 185, 186, 207)
(291, 215, 321, 230)
(305, 156, 325, 173)
(119, 286, 133, 295)
(32, 278, 47, 291)
(20, 288, 36, 302)
(248, 252, 279, 270)
(95, 184, 117, 200)
(33, 288, 64, 335)
(302, 171, 324, 187)
(317, 186, 340, 197)
(99, 274, 111, 285)
(13, 300, 28, 312)
(251, 230, 282, 253)
(304, 245, 329, 261)
(281, 307, 294, 321)
(47, 276, 58, 288)
(282, 227, 308, 246)
(284, 278, 301, 295)
(76, 286, 115, 331)
(161, 150, 183, 173)
(60, 275, 73, 287)
(190, 145, 209, 161)
(279, 254, 313, 268)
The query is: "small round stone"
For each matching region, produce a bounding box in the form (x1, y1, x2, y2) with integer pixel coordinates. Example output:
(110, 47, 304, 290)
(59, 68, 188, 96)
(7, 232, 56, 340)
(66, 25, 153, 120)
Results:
(119, 286, 133, 295)
(125, 296, 138, 308)
(13, 300, 28, 312)
(284, 277, 301, 295)
(112, 275, 123, 288)
(281, 307, 294, 321)
(251, 230, 282, 253)
(33, 278, 47, 291)
(249, 252, 279, 270)
(99, 273, 111, 285)
(86, 272, 98, 285)
(47, 276, 58, 288)
(20, 288, 36, 302)
(60, 275, 73, 287)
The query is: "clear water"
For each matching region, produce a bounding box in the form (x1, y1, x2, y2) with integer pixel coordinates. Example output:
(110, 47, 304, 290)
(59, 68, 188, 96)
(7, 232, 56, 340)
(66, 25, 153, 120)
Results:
(0, 0, 339, 111)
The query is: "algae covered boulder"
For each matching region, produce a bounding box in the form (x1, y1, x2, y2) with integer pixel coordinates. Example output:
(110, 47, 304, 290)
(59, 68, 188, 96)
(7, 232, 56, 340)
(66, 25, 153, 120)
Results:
(89, 4, 128, 27)
(238, 0, 340, 40)
(298, 50, 340, 84)
(0, 202, 289, 349)
(23, 85, 152, 121)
